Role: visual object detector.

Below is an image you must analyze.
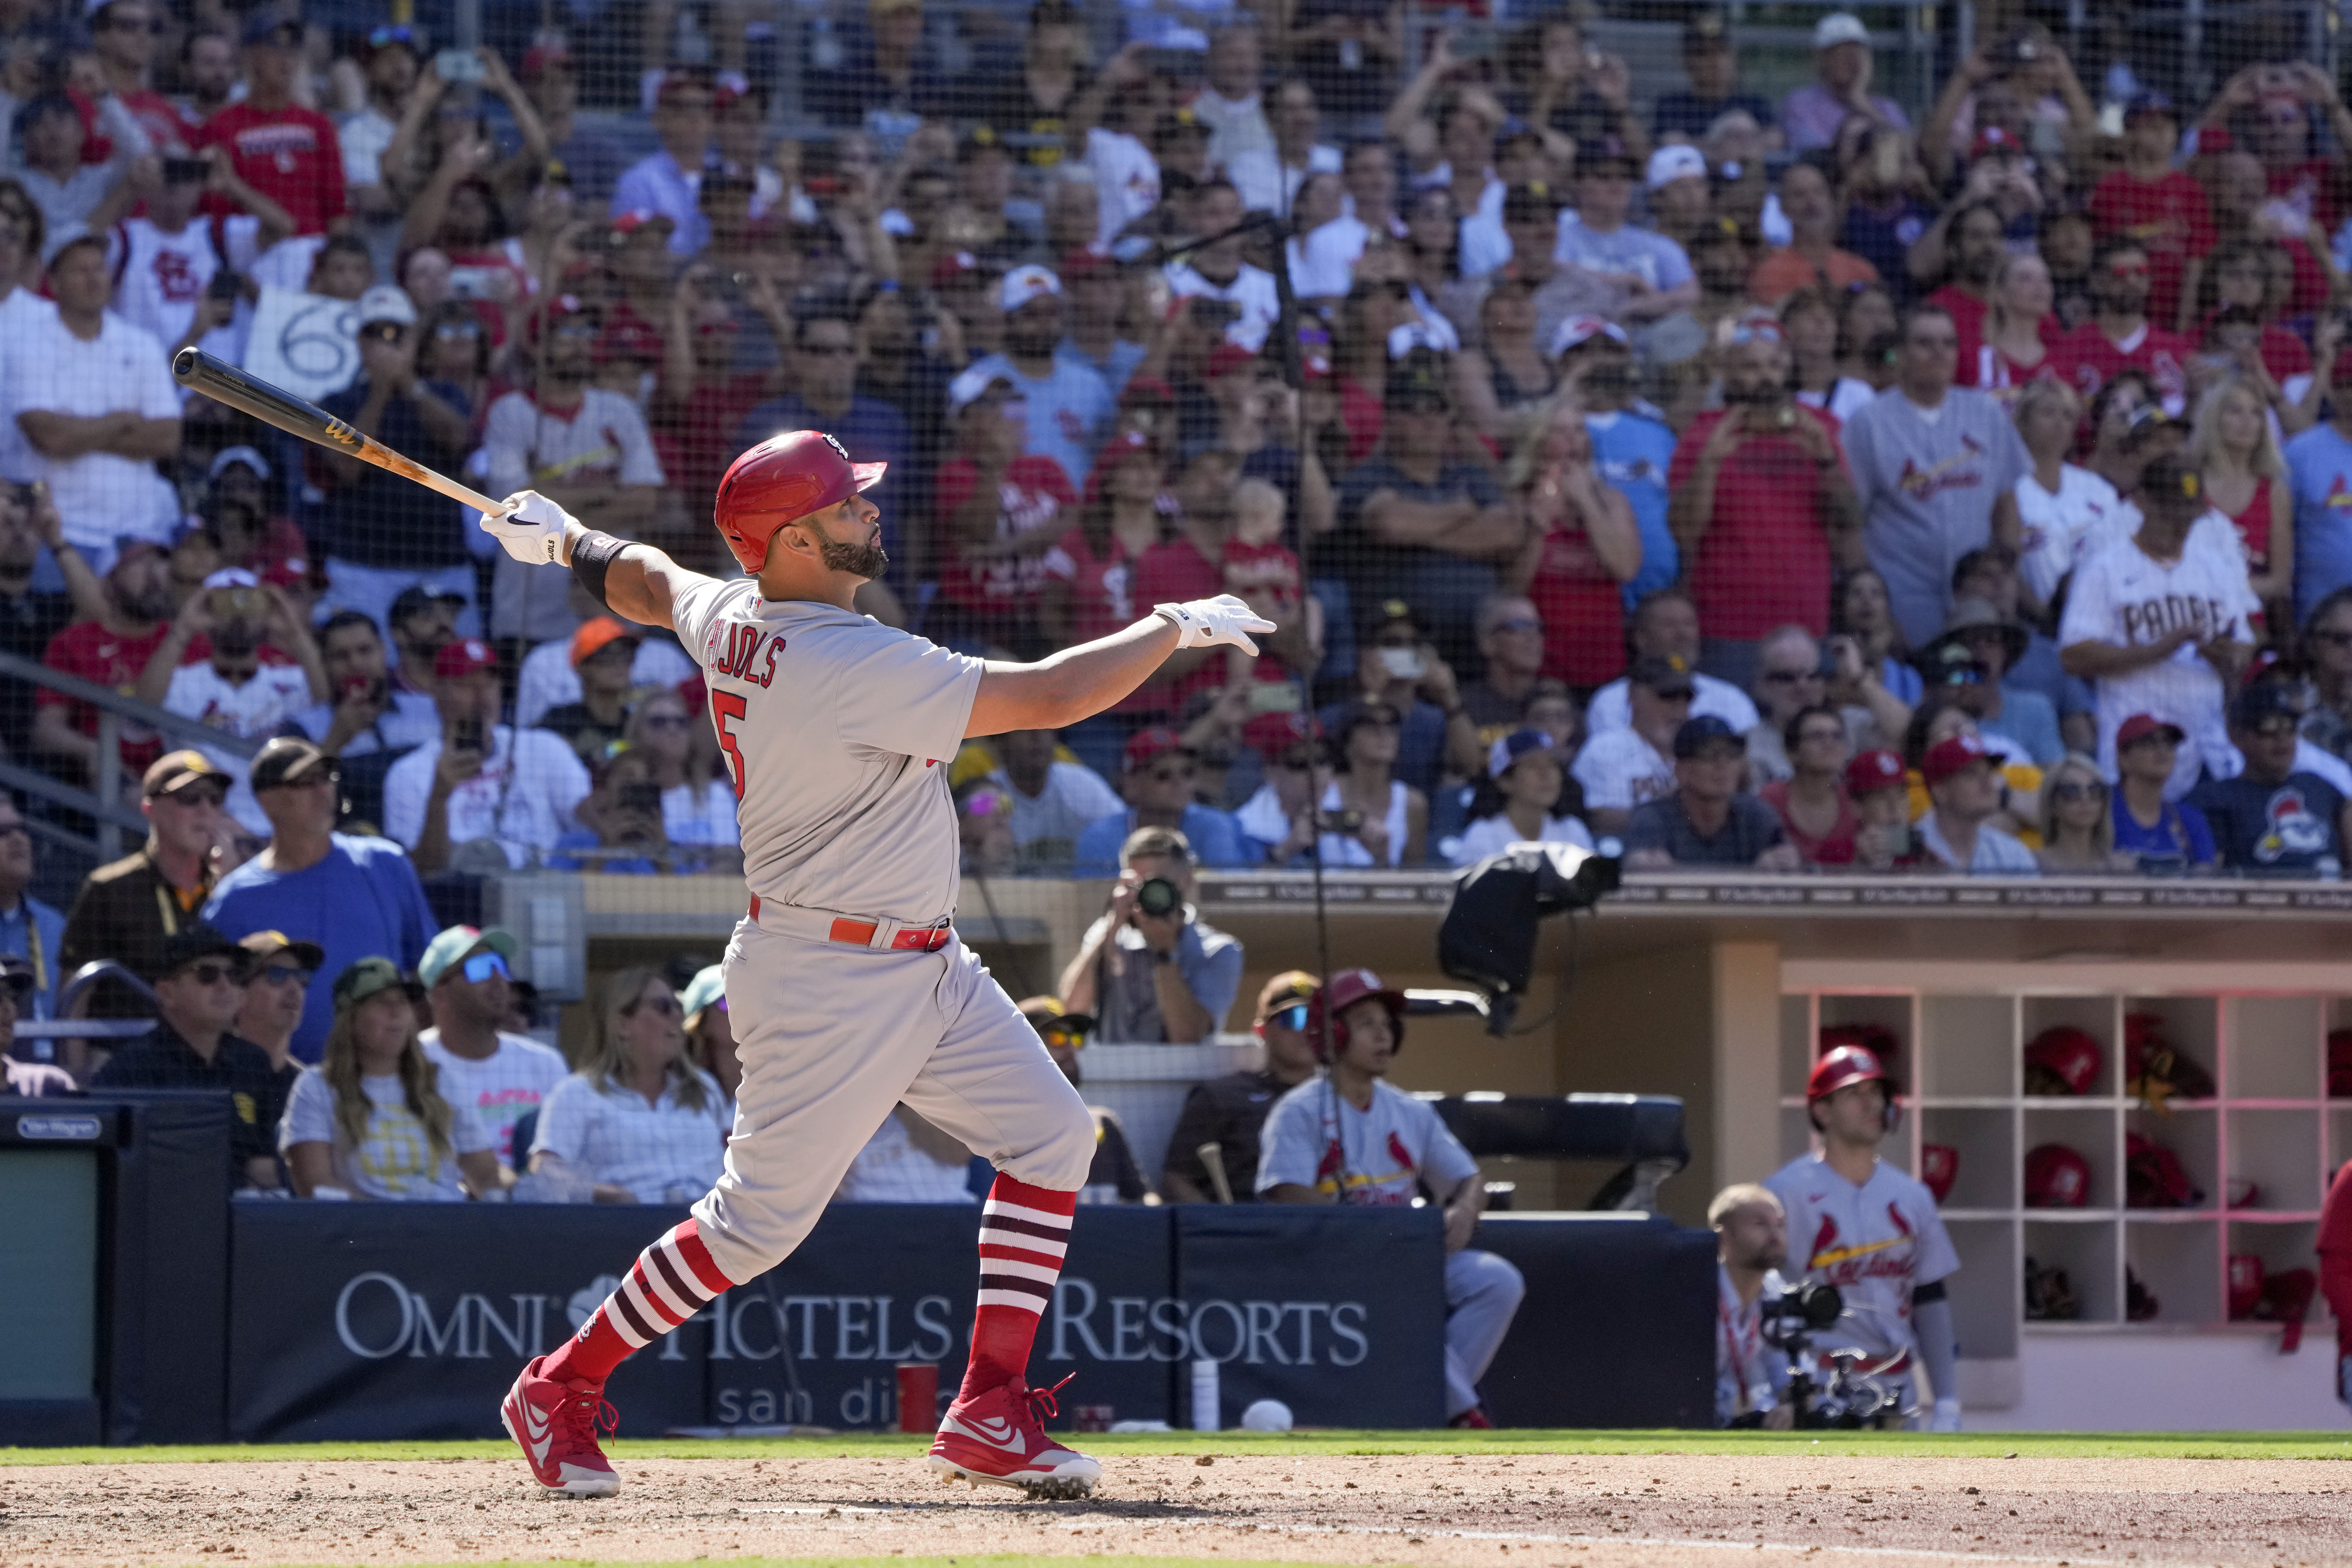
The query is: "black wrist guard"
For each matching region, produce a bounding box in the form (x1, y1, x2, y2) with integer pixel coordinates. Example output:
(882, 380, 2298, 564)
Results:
(571, 531, 630, 612)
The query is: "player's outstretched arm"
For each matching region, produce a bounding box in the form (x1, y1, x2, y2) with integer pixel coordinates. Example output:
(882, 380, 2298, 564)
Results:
(481, 490, 713, 634)
(965, 595, 1275, 738)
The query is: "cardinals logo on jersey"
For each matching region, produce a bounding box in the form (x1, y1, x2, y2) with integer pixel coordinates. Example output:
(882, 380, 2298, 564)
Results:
(1801, 1205, 1918, 1284)
(1894, 435, 1986, 501)
(151, 248, 200, 304)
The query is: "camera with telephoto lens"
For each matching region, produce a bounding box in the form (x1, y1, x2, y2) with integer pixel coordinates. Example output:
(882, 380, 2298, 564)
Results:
(1749, 1279, 1906, 1429)
(1134, 876, 1184, 919)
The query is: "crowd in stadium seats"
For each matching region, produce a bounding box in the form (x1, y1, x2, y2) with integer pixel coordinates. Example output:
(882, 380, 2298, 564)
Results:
(2, 0, 2352, 979)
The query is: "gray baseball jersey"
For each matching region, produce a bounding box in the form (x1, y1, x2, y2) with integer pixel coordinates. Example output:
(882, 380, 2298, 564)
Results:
(1843, 388, 2031, 650)
(1763, 1151, 1958, 1374)
(670, 579, 983, 922)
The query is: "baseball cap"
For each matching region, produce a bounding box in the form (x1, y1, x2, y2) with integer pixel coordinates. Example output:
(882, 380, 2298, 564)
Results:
(654, 67, 715, 107)
(1578, 135, 1638, 176)
(435, 637, 497, 682)
(242, 14, 300, 46)
(1922, 731, 1994, 786)
(1549, 313, 1630, 357)
(389, 583, 466, 625)
(1673, 714, 1744, 757)
(249, 736, 337, 792)
(418, 924, 519, 989)
(1489, 727, 1556, 778)
(1647, 145, 1708, 191)
(679, 964, 726, 1024)
(2116, 712, 2188, 749)
(1255, 969, 1321, 1022)
(609, 208, 676, 240)
(946, 366, 1019, 418)
(1844, 747, 1907, 796)
(1683, 9, 1731, 49)
(1813, 12, 1870, 48)
(238, 929, 326, 971)
(1205, 341, 1258, 380)
(143, 749, 225, 799)
(2231, 682, 2302, 729)
(201, 566, 259, 593)
(570, 615, 640, 669)
(1060, 247, 1112, 281)
(208, 445, 271, 483)
(1501, 182, 1561, 224)
(1152, 108, 1210, 145)
(929, 250, 985, 290)
(1630, 653, 1697, 696)
(333, 956, 419, 1012)
(1123, 727, 1190, 771)
(1384, 350, 1450, 409)
(1242, 710, 1321, 761)
(1019, 994, 1096, 1043)
(2124, 90, 2178, 123)
(356, 284, 417, 329)
(153, 922, 246, 982)
(1970, 125, 2025, 160)
(520, 41, 571, 79)
(959, 123, 1011, 161)
(998, 264, 1062, 314)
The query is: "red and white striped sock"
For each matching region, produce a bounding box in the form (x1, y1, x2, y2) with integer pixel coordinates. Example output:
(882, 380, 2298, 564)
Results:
(957, 1174, 1078, 1402)
(542, 1218, 735, 1385)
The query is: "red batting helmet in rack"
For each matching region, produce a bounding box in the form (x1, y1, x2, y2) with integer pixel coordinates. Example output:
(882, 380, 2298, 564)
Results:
(714, 430, 887, 572)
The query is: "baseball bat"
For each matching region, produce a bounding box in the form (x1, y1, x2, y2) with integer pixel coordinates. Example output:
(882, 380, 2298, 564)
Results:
(171, 347, 511, 518)
(1197, 1141, 1234, 1205)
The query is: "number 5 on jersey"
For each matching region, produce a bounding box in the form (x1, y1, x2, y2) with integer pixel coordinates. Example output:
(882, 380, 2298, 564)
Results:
(711, 691, 749, 801)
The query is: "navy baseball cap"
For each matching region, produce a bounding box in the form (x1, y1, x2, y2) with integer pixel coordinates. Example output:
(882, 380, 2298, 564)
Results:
(1674, 715, 1745, 757)
(2231, 682, 2301, 729)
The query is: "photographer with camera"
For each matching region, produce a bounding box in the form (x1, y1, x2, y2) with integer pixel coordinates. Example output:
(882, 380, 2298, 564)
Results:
(1058, 825, 1243, 1044)
(1710, 1182, 1793, 1428)
(1764, 1041, 1963, 1430)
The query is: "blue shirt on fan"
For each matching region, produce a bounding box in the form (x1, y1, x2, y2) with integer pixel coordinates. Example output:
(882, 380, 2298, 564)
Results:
(202, 834, 437, 1063)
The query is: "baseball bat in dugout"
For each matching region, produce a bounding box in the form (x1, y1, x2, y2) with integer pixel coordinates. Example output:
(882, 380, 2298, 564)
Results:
(1198, 1141, 1234, 1204)
(172, 347, 511, 518)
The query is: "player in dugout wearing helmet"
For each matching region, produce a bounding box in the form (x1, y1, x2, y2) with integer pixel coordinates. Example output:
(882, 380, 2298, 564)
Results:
(1255, 968, 1526, 1428)
(1763, 1035, 1964, 1430)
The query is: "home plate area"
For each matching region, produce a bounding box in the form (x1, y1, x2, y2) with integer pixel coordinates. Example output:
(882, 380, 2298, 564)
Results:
(3, 1452, 2348, 1568)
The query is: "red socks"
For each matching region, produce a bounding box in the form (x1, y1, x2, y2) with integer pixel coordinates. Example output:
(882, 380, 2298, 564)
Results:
(542, 1219, 735, 1385)
(958, 1174, 1078, 1401)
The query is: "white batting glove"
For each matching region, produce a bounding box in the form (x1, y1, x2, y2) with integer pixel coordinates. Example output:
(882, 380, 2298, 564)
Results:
(1928, 1395, 1962, 1433)
(1153, 594, 1277, 656)
(480, 489, 572, 566)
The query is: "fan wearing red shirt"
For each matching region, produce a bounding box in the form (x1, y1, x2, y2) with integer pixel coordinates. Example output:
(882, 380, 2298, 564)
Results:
(1124, 449, 1237, 721)
(2048, 238, 2193, 410)
(2089, 93, 2214, 331)
(1501, 402, 1642, 688)
(195, 18, 346, 238)
(87, 0, 196, 157)
(936, 378, 1080, 654)
(1667, 328, 1857, 665)
(1042, 432, 1165, 654)
(1927, 200, 2005, 382)
(33, 542, 176, 781)
(649, 282, 780, 529)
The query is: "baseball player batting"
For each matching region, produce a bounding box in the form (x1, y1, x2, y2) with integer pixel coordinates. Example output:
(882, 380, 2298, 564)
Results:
(479, 432, 1273, 1500)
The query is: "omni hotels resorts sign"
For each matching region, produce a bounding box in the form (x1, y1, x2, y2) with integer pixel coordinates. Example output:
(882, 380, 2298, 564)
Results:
(230, 1204, 1443, 1436)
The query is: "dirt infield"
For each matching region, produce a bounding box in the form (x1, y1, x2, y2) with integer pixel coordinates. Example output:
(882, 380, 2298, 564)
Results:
(4, 1451, 2349, 1568)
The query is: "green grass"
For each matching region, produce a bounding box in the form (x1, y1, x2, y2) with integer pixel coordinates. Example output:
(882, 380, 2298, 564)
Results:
(5, 1429, 2351, 1466)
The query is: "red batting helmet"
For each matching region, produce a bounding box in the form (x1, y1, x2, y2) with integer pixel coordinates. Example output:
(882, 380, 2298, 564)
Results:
(1919, 1143, 1960, 1204)
(1806, 1043, 1899, 1132)
(2023, 1143, 2092, 1208)
(2024, 1024, 2103, 1097)
(1306, 967, 1406, 1064)
(713, 430, 887, 573)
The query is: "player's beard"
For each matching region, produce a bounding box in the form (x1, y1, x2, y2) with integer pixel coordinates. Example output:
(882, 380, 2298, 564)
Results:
(821, 536, 890, 580)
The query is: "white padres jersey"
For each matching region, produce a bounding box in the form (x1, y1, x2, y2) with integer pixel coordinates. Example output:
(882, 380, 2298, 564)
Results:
(2013, 464, 2121, 605)
(1763, 1153, 1958, 1371)
(671, 579, 983, 924)
(1254, 1076, 1479, 1205)
(2059, 531, 2259, 798)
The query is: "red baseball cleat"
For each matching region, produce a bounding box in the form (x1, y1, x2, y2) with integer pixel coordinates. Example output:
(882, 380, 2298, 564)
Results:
(1449, 1406, 1495, 1429)
(926, 1373, 1101, 1499)
(501, 1355, 621, 1498)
